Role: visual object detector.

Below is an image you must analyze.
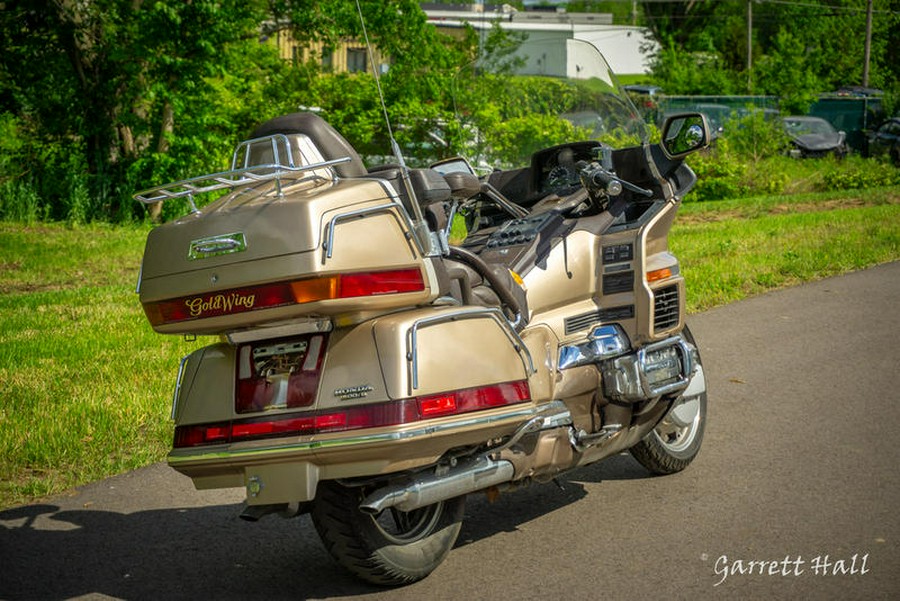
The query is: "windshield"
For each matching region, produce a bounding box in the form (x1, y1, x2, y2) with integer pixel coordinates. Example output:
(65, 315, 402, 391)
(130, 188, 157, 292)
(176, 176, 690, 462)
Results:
(785, 118, 835, 136)
(451, 38, 649, 170)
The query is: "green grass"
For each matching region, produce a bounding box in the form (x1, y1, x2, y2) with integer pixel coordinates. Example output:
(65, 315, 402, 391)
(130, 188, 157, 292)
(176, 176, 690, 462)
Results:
(1, 187, 898, 509)
(674, 187, 900, 311)
(0, 223, 209, 506)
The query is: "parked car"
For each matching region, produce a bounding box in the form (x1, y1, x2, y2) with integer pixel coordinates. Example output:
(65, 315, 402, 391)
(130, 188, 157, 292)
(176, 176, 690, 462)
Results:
(623, 84, 662, 121)
(782, 116, 848, 158)
(693, 103, 733, 135)
(832, 85, 883, 98)
(865, 117, 900, 165)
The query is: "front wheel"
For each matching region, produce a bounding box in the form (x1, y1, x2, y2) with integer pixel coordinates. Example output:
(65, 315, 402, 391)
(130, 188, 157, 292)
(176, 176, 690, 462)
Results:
(629, 325, 707, 475)
(311, 480, 465, 586)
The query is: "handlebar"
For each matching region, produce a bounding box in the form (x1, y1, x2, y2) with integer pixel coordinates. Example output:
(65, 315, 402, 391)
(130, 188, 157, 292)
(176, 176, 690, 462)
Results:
(581, 163, 653, 198)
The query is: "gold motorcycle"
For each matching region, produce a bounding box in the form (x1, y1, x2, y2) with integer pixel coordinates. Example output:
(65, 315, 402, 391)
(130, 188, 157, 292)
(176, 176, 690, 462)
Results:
(135, 39, 710, 585)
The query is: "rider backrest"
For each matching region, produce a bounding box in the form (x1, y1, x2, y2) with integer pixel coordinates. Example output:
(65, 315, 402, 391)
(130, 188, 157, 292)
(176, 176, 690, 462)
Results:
(249, 112, 368, 179)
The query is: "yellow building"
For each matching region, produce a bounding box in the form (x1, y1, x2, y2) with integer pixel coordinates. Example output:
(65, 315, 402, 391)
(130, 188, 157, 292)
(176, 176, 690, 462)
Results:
(275, 29, 389, 74)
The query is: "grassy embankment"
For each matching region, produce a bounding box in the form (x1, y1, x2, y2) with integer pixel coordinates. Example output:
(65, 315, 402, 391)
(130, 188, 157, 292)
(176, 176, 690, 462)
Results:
(1, 186, 898, 509)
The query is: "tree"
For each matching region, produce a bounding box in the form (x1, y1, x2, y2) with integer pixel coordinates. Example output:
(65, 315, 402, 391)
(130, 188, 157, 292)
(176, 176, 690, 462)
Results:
(0, 0, 274, 221)
(0, 0, 484, 221)
(644, 0, 900, 98)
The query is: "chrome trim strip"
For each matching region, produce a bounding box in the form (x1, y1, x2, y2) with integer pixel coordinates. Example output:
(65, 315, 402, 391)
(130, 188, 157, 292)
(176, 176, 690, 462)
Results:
(167, 404, 539, 465)
(225, 319, 333, 345)
(171, 354, 191, 420)
(135, 262, 143, 295)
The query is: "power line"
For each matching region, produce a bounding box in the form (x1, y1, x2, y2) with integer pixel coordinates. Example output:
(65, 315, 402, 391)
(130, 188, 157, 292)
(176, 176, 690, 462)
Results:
(580, 0, 898, 16)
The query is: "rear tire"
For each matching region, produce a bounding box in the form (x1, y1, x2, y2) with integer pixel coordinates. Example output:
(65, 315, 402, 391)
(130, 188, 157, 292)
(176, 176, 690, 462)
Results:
(311, 480, 465, 586)
(629, 325, 707, 475)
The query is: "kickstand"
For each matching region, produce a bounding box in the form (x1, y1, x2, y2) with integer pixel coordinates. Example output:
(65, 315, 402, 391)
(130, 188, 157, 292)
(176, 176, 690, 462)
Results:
(552, 477, 565, 491)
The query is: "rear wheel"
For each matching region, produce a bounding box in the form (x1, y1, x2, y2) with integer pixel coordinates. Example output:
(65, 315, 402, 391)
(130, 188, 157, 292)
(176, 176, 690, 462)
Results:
(629, 325, 707, 475)
(311, 480, 465, 586)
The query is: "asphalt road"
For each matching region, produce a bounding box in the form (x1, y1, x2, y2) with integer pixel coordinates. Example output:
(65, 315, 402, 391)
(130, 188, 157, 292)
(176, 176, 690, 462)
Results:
(2, 262, 898, 601)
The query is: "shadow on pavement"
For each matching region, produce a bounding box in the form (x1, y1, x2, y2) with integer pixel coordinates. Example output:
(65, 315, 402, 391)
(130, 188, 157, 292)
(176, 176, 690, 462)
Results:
(0, 457, 650, 600)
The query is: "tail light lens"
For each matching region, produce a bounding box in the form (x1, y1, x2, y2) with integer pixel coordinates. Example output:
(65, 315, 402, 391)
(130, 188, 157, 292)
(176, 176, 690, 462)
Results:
(173, 380, 530, 448)
(417, 381, 530, 417)
(144, 267, 425, 327)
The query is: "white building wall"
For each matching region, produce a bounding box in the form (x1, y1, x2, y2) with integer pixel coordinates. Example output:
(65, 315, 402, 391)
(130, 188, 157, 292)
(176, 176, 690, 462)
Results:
(572, 26, 657, 75)
(425, 15, 659, 76)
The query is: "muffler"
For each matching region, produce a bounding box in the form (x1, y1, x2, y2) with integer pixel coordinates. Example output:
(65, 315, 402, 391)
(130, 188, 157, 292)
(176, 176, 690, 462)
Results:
(359, 401, 574, 515)
(359, 457, 515, 514)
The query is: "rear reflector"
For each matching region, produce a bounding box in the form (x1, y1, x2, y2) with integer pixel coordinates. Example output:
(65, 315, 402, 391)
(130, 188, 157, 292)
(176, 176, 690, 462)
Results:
(144, 268, 425, 326)
(173, 380, 530, 448)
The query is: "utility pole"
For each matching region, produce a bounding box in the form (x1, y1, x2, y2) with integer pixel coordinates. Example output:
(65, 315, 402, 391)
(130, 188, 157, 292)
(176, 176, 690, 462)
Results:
(747, 0, 753, 91)
(862, 0, 873, 87)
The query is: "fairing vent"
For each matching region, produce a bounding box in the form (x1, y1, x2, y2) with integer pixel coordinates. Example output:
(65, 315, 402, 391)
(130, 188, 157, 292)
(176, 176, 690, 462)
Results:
(565, 305, 635, 335)
(653, 285, 680, 332)
(602, 271, 634, 295)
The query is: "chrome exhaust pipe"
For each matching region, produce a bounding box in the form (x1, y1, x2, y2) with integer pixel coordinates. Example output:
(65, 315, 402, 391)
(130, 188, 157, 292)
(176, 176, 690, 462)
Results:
(359, 401, 574, 515)
(359, 457, 515, 514)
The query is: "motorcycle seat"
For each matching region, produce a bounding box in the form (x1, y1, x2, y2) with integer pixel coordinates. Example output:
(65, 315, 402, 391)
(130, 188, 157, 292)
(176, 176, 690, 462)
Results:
(442, 246, 529, 327)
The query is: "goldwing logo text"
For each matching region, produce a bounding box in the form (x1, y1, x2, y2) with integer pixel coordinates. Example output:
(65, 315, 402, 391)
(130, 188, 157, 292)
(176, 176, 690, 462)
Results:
(184, 292, 256, 318)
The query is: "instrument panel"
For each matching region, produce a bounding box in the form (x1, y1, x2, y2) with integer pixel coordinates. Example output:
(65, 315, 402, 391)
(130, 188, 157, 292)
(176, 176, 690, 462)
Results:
(533, 141, 602, 195)
(483, 211, 558, 250)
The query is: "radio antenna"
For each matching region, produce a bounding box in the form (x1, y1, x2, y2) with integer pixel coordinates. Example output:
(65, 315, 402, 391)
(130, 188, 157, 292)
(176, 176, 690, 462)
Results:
(355, 0, 396, 154)
(354, 0, 436, 256)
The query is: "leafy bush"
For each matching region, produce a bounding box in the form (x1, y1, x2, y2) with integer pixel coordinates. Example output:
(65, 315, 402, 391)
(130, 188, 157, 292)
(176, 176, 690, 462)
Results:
(684, 114, 900, 202)
(724, 111, 789, 162)
(686, 139, 748, 201)
(820, 157, 900, 191)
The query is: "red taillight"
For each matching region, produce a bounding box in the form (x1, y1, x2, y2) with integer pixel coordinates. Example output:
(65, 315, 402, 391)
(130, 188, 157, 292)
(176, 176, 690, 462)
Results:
(173, 399, 420, 447)
(418, 394, 457, 417)
(417, 381, 530, 418)
(145, 268, 425, 326)
(173, 422, 231, 447)
(173, 380, 531, 448)
(340, 269, 425, 297)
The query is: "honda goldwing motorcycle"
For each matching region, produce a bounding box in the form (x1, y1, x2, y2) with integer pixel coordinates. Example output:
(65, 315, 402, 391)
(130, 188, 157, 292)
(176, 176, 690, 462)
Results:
(135, 39, 710, 586)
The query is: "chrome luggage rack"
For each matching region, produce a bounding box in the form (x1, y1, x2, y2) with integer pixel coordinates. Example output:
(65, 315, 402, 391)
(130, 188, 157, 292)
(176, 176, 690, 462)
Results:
(133, 133, 351, 213)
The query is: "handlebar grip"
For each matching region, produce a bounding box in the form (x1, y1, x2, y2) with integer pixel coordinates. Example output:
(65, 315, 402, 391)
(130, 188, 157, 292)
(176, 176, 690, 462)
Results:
(588, 168, 623, 196)
(584, 165, 653, 198)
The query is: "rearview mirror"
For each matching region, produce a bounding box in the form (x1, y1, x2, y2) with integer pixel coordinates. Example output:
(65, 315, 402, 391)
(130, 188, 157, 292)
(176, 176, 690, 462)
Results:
(661, 113, 710, 159)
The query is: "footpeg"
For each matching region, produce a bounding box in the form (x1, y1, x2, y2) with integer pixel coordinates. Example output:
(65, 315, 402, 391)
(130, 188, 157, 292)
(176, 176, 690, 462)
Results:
(573, 425, 622, 451)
